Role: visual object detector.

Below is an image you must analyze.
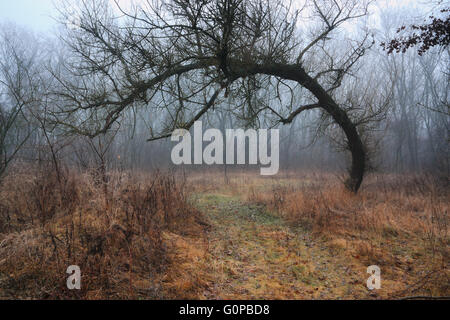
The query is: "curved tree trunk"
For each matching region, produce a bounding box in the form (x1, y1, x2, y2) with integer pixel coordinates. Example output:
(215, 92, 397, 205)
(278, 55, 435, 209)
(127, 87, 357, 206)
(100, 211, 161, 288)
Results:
(230, 61, 366, 192)
(322, 104, 366, 193)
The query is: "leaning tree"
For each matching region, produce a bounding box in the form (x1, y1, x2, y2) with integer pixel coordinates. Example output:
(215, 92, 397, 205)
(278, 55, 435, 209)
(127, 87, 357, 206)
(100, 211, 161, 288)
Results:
(53, 0, 375, 192)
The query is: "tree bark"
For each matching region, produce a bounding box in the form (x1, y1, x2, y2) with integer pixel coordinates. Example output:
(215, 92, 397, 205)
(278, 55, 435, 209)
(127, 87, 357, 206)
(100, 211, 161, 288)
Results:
(230, 61, 366, 192)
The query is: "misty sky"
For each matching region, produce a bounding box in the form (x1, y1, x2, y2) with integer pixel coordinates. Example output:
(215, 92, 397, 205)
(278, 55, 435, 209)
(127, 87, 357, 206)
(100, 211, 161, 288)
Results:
(0, 0, 55, 31)
(0, 0, 431, 33)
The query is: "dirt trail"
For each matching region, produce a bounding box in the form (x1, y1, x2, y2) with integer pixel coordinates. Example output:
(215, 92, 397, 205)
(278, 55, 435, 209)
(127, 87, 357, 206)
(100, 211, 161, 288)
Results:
(195, 193, 368, 299)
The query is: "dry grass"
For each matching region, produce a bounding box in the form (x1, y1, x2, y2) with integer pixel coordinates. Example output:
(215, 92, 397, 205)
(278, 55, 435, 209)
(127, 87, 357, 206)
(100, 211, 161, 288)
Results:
(189, 170, 449, 298)
(0, 166, 208, 299)
(0, 167, 448, 299)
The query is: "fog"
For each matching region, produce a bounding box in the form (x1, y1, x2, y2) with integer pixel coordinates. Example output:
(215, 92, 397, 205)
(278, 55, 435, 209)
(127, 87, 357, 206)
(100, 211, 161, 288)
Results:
(0, 0, 448, 302)
(0, 0, 448, 185)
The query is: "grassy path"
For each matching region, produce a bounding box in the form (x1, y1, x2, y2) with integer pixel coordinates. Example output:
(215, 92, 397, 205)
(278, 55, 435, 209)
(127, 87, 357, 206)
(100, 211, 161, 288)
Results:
(194, 193, 368, 299)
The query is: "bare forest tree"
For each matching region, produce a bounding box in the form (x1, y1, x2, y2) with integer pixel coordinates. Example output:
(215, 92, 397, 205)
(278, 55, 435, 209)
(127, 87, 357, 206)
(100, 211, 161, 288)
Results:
(49, 0, 380, 192)
(377, 7, 449, 176)
(0, 27, 40, 181)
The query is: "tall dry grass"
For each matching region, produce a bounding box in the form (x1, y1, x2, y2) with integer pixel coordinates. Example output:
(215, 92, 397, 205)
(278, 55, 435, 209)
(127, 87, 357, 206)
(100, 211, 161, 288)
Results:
(0, 166, 206, 299)
(242, 172, 449, 297)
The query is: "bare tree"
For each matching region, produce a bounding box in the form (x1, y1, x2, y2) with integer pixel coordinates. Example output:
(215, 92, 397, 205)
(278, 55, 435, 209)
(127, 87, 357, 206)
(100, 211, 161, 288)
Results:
(0, 26, 39, 181)
(52, 0, 375, 192)
(376, 7, 449, 175)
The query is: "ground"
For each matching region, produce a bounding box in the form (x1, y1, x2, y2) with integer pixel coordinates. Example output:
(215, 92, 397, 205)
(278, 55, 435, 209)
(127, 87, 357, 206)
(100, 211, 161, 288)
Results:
(0, 170, 448, 299)
(196, 193, 369, 299)
(165, 172, 448, 299)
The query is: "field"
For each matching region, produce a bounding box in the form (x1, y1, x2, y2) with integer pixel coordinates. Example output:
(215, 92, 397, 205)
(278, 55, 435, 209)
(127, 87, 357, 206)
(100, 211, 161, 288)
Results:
(0, 167, 448, 299)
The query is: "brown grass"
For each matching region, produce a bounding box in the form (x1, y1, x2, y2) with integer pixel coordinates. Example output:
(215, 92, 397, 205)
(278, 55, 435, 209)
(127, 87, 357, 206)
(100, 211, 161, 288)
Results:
(0, 168, 448, 299)
(0, 166, 208, 299)
(188, 170, 449, 298)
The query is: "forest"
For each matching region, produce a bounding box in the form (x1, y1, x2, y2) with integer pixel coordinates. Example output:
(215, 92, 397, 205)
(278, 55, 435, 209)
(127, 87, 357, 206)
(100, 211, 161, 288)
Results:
(0, 0, 448, 300)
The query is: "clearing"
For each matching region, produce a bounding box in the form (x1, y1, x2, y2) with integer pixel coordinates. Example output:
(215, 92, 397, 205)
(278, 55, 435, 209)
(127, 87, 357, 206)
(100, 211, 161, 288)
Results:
(190, 193, 374, 299)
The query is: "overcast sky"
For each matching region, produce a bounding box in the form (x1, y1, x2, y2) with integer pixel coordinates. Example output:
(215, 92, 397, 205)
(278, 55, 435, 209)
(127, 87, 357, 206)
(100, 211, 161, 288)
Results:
(0, 0, 432, 33)
(0, 0, 55, 31)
